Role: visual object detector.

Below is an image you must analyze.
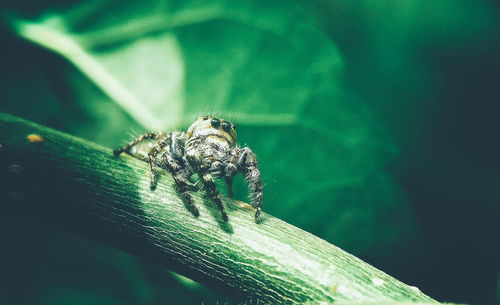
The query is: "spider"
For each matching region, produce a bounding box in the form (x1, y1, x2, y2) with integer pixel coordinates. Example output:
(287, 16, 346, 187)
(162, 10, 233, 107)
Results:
(113, 115, 263, 223)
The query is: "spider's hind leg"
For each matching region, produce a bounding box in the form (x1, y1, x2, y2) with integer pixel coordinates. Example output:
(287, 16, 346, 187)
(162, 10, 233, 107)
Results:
(113, 132, 163, 156)
(147, 153, 160, 191)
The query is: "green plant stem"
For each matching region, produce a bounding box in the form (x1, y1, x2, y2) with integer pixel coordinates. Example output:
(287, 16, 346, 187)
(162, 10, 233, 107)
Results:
(0, 112, 438, 304)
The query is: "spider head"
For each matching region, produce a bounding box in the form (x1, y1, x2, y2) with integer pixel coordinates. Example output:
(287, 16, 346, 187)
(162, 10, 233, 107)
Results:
(186, 115, 237, 145)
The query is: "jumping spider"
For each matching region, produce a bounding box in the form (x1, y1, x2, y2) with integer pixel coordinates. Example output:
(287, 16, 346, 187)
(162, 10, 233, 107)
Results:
(114, 115, 263, 223)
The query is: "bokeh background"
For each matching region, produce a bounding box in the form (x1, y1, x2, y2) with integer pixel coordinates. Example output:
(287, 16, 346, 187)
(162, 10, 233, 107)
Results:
(0, 0, 499, 304)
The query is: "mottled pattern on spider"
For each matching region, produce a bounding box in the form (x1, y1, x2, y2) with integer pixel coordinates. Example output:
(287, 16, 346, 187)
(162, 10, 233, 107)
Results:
(113, 115, 263, 223)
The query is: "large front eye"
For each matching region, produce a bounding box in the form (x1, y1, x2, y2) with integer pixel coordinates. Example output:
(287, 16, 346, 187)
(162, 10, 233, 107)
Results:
(221, 121, 231, 132)
(211, 118, 220, 128)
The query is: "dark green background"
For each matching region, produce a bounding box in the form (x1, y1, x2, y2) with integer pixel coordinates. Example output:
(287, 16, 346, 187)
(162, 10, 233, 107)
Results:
(1, 0, 498, 304)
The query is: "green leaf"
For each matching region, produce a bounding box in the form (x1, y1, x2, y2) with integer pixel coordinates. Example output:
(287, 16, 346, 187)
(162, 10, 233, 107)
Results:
(4, 0, 416, 255)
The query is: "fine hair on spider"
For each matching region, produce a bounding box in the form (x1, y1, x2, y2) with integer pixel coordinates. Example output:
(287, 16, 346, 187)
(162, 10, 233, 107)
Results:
(114, 115, 263, 223)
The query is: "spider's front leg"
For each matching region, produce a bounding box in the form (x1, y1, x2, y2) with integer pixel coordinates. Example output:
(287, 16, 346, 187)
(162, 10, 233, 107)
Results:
(199, 171, 229, 222)
(237, 147, 263, 223)
(223, 149, 240, 197)
(186, 149, 229, 222)
(161, 151, 200, 217)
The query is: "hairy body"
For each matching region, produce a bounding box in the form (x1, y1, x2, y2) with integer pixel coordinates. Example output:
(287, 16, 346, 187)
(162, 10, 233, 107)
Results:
(114, 115, 263, 223)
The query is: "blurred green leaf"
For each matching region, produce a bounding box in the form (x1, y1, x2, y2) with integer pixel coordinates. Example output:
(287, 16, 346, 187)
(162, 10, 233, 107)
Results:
(6, 0, 413, 255)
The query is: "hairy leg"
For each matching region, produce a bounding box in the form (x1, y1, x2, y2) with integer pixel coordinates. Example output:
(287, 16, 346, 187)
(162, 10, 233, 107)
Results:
(199, 171, 228, 222)
(147, 137, 171, 190)
(239, 148, 263, 223)
(113, 132, 164, 156)
(185, 139, 228, 221)
(225, 148, 240, 176)
(163, 151, 199, 217)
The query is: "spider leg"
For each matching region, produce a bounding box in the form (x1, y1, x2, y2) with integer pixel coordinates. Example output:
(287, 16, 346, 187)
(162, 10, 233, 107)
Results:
(147, 149, 160, 190)
(185, 141, 227, 221)
(238, 147, 263, 223)
(199, 171, 228, 222)
(113, 132, 164, 156)
(222, 148, 241, 197)
(225, 149, 239, 175)
(172, 171, 200, 217)
(163, 151, 200, 217)
(147, 137, 170, 190)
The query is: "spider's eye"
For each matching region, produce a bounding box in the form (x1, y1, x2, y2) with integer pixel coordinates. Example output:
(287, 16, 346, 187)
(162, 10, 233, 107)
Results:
(211, 118, 221, 128)
(203, 115, 209, 120)
(221, 121, 231, 132)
